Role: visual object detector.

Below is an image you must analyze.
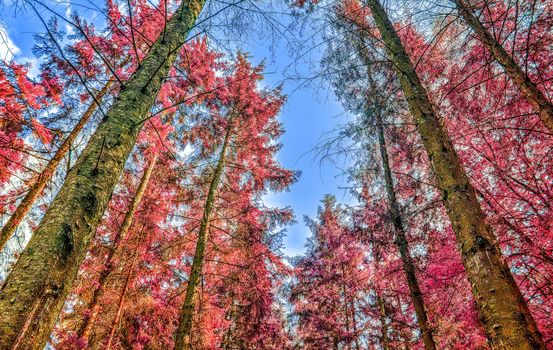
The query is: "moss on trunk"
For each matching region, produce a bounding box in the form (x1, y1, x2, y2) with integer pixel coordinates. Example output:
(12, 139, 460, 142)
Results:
(0, 0, 205, 348)
(366, 0, 545, 349)
(0, 80, 113, 250)
(73, 153, 157, 345)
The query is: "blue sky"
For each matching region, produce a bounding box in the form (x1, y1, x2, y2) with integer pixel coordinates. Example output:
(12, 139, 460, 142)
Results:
(0, 1, 354, 257)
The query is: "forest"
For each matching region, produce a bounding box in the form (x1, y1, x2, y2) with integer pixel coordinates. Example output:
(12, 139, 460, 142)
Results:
(0, 0, 551, 349)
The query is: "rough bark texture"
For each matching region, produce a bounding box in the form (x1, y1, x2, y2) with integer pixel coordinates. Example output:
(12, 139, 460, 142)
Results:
(454, 0, 553, 132)
(365, 0, 545, 349)
(76, 153, 157, 344)
(0, 80, 113, 251)
(174, 125, 232, 350)
(0, 0, 205, 347)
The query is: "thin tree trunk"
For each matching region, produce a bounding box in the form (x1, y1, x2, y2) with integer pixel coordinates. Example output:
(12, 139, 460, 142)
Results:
(375, 110, 437, 350)
(392, 284, 410, 350)
(454, 0, 553, 132)
(376, 292, 391, 350)
(340, 264, 358, 350)
(365, 1, 545, 348)
(76, 153, 157, 344)
(174, 125, 232, 350)
(0, 79, 113, 250)
(352, 31, 437, 350)
(104, 251, 139, 350)
(0, 0, 205, 347)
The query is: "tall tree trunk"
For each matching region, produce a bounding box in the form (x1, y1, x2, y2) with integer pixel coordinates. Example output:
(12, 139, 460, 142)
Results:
(104, 251, 139, 350)
(0, 79, 113, 251)
(174, 125, 232, 350)
(453, 0, 553, 132)
(365, 1, 545, 348)
(351, 30, 437, 350)
(0, 0, 205, 347)
(375, 110, 437, 350)
(76, 153, 157, 344)
(376, 292, 391, 350)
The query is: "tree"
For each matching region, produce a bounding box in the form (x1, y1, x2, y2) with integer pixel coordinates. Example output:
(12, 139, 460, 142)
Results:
(219, 223, 293, 350)
(353, 1, 545, 348)
(352, 34, 437, 350)
(0, 0, 206, 347)
(0, 80, 112, 250)
(0, 0, 170, 248)
(452, 0, 553, 132)
(175, 54, 295, 350)
(291, 196, 369, 349)
(0, 61, 60, 221)
(431, 10, 553, 343)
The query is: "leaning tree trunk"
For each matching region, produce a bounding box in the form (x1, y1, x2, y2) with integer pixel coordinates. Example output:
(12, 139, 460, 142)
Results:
(0, 79, 113, 251)
(0, 0, 205, 347)
(352, 32, 437, 350)
(174, 125, 232, 350)
(453, 0, 553, 132)
(76, 153, 157, 344)
(365, 1, 545, 349)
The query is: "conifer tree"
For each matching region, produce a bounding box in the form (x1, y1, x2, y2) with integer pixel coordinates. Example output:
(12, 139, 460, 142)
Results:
(358, 0, 545, 348)
(0, 0, 206, 347)
(452, 0, 553, 132)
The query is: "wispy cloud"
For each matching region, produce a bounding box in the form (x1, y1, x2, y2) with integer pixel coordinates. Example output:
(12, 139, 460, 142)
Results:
(0, 24, 21, 61)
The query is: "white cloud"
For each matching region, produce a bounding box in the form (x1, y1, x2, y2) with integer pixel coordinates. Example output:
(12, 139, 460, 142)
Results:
(20, 57, 42, 78)
(0, 23, 42, 77)
(65, 4, 74, 35)
(0, 24, 21, 61)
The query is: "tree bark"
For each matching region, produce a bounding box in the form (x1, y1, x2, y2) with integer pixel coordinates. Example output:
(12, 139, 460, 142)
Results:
(0, 0, 205, 347)
(376, 292, 391, 350)
(351, 31, 437, 350)
(365, 1, 545, 349)
(75, 153, 157, 344)
(375, 110, 437, 350)
(174, 124, 232, 350)
(453, 0, 553, 132)
(0, 79, 113, 251)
